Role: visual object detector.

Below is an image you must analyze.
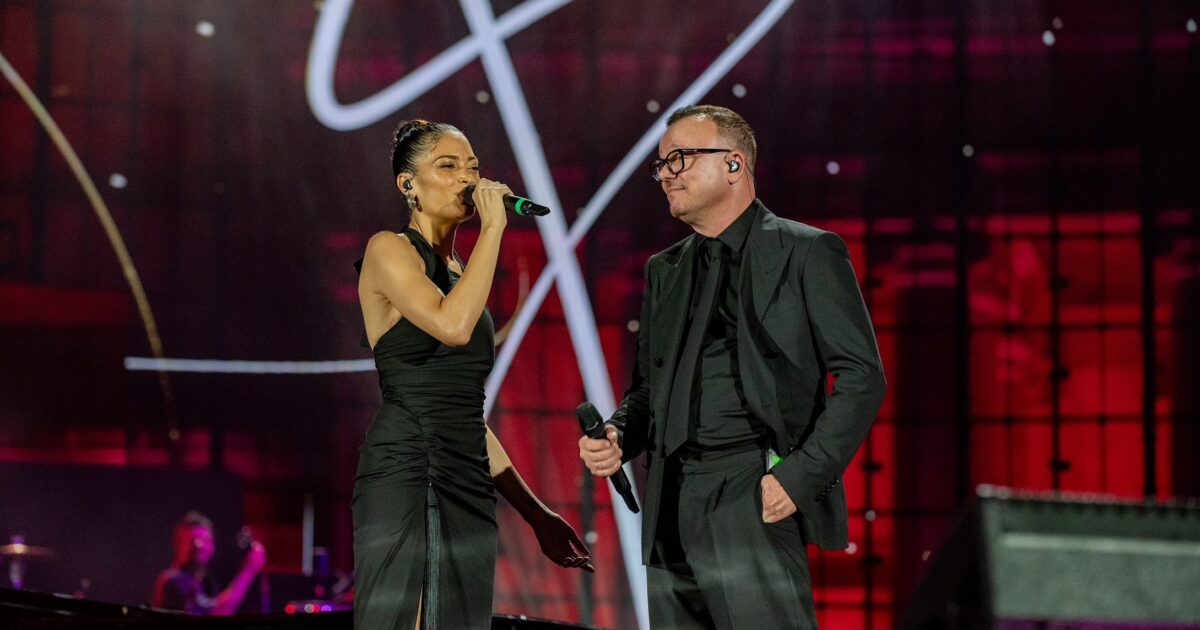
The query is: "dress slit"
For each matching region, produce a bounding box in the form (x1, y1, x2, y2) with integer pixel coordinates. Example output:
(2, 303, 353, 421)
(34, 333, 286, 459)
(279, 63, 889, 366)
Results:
(423, 485, 441, 630)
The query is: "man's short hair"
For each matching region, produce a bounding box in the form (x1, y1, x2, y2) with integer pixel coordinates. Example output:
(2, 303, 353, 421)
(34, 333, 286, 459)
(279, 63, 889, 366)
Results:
(175, 511, 213, 537)
(667, 104, 757, 170)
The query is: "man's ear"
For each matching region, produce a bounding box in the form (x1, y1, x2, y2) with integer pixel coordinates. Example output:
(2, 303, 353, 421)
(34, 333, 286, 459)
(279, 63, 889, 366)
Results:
(726, 151, 748, 182)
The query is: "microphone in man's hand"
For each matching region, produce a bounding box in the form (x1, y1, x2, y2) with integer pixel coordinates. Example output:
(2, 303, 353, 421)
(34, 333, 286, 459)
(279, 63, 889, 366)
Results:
(462, 184, 551, 217)
(576, 402, 640, 514)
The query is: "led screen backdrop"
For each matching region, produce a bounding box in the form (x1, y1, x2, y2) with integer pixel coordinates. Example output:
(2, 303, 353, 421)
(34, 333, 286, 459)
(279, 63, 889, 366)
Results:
(1, 1, 1198, 628)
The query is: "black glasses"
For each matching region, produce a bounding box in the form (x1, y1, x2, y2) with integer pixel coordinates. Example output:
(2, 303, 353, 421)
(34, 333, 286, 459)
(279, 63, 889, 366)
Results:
(649, 148, 731, 182)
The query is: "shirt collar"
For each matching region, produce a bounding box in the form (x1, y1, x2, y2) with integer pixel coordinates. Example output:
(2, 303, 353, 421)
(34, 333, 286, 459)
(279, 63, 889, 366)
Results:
(714, 199, 759, 254)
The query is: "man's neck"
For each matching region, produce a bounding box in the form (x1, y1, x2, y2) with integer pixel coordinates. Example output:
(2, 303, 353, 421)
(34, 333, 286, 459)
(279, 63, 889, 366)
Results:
(693, 194, 754, 238)
(175, 561, 206, 576)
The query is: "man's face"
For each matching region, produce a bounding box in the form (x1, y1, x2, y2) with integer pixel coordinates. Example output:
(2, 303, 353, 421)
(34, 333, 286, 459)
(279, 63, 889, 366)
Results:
(176, 525, 215, 567)
(656, 117, 731, 225)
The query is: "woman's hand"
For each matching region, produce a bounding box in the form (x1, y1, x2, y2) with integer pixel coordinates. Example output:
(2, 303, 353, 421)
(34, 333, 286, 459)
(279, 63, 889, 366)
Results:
(531, 511, 594, 573)
(485, 431, 592, 572)
(470, 178, 511, 231)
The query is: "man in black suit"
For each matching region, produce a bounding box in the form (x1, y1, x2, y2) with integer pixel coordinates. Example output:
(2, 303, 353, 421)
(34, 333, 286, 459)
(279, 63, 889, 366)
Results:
(579, 105, 885, 628)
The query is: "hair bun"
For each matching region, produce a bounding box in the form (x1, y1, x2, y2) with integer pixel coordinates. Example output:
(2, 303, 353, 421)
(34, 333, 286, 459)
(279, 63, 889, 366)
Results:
(393, 119, 432, 147)
(389, 119, 460, 177)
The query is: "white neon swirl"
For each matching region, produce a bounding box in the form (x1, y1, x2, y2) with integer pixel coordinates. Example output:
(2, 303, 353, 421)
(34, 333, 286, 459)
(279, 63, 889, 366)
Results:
(124, 357, 375, 374)
(306, 0, 571, 131)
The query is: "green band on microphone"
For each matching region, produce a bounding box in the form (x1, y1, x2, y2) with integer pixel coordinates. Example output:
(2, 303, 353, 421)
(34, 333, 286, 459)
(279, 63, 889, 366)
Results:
(514, 198, 527, 215)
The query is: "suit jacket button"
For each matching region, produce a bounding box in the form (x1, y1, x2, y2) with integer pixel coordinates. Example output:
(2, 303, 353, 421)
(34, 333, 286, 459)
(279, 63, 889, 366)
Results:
(649, 410, 656, 418)
(764, 350, 779, 360)
(654, 358, 664, 367)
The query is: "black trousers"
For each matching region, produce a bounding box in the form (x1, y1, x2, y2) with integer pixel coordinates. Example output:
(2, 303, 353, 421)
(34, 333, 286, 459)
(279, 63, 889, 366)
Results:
(648, 447, 817, 630)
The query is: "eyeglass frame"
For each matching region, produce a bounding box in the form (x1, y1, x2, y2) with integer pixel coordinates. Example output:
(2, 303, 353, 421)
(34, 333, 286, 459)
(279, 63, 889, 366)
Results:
(649, 147, 733, 182)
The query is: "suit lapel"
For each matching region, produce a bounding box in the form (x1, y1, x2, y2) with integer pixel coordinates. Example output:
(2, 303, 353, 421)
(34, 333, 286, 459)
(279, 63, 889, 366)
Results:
(742, 203, 789, 320)
(649, 235, 698, 431)
(737, 201, 791, 440)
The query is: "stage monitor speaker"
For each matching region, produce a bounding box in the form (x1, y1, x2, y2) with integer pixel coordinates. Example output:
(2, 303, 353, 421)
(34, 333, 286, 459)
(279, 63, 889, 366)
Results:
(900, 485, 1200, 630)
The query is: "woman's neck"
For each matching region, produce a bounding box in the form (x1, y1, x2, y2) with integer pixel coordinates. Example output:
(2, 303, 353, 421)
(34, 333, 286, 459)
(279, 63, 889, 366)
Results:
(408, 217, 457, 258)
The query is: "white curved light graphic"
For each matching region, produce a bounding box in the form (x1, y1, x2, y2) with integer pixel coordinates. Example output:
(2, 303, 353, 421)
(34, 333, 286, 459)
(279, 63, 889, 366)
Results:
(305, 0, 571, 131)
(130, 1, 795, 626)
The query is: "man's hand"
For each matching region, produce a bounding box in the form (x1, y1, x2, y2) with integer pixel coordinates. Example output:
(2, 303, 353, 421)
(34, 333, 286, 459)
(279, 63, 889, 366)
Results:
(578, 424, 622, 478)
(760, 474, 797, 523)
(241, 541, 267, 574)
(211, 540, 268, 615)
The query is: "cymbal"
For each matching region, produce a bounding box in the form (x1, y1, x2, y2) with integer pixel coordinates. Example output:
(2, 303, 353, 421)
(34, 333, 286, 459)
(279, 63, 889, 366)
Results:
(0, 543, 55, 558)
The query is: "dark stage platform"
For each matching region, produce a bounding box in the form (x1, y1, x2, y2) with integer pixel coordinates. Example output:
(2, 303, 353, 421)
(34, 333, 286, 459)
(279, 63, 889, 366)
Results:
(0, 588, 600, 630)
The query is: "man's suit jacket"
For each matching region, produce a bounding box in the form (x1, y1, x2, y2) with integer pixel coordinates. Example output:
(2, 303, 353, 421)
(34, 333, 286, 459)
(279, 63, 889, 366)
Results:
(609, 199, 886, 565)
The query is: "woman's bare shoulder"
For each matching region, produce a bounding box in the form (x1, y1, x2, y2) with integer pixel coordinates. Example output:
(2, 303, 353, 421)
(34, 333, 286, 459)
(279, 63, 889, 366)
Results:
(366, 230, 410, 249)
(364, 231, 420, 266)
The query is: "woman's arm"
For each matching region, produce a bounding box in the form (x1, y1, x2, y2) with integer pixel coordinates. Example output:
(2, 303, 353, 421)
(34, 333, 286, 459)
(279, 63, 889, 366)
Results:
(361, 224, 502, 347)
(486, 426, 549, 520)
(360, 180, 509, 347)
(487, 427, 593, 572)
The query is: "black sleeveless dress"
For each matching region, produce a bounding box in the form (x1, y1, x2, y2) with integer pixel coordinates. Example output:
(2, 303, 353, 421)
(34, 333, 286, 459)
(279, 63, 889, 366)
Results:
(352, 228, 497, 629)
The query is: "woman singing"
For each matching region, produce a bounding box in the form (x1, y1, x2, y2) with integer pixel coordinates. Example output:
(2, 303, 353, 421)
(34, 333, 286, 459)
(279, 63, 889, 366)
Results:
(353, 120, 592, 629)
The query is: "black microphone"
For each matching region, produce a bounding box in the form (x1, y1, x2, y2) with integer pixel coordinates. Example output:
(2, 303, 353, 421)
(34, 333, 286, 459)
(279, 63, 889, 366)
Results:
(576, 402, 640, 514)
(462, 184, 550, 217)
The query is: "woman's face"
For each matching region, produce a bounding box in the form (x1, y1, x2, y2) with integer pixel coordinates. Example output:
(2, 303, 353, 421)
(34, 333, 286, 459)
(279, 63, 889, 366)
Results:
(403, 131, 481, 223)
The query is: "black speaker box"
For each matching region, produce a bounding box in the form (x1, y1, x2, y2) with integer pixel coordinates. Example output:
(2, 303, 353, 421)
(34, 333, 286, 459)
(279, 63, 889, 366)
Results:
(901, 485, 1200, 629)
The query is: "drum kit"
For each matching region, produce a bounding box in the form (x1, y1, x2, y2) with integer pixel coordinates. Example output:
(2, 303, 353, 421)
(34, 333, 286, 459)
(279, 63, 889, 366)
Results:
(0, 535, 55, 590)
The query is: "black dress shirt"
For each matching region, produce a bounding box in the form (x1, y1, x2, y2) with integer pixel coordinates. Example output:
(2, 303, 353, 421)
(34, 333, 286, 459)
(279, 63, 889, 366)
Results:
(687, 202, 771, 449)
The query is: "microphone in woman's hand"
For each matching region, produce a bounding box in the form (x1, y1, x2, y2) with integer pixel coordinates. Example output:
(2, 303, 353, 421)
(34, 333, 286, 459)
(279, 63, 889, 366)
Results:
(462, 184, 551, 217)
